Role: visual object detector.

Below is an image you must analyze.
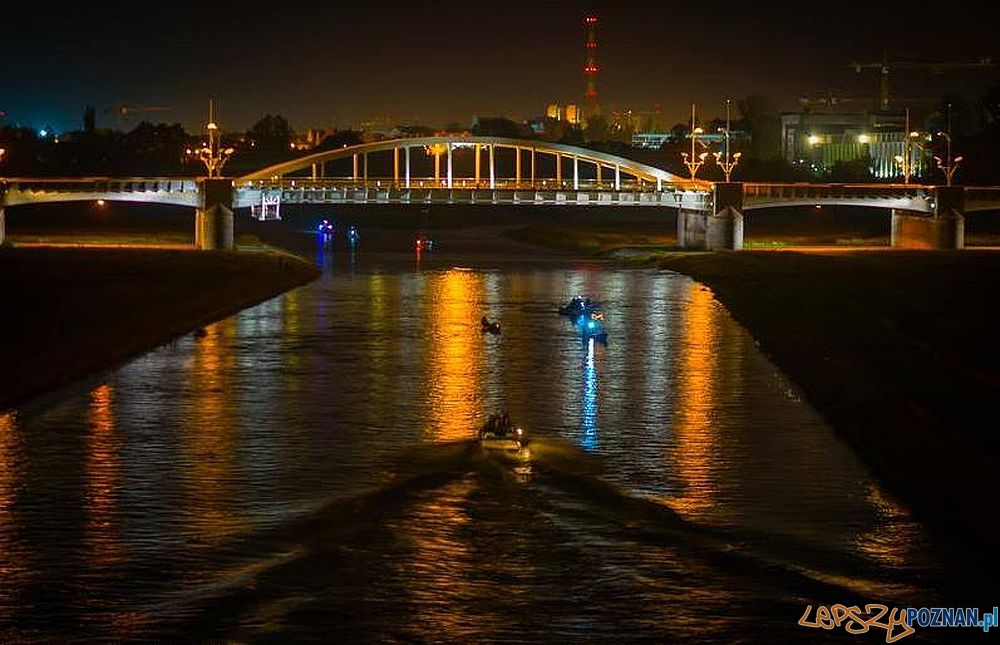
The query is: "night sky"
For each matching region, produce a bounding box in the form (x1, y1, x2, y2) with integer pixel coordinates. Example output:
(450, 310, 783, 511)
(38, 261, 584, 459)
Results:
(2, 0, 998, 134)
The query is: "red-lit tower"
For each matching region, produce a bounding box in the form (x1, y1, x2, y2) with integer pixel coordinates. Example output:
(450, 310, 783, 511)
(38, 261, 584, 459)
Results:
(584, 13, 600, 119)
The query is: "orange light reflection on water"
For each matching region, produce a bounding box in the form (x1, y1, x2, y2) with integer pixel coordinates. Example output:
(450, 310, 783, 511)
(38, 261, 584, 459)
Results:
(183, 319, 248, 545)
(666, 285, 720, 519)
(0, 411, 25, 626)
(427, 270, 484, 442)
(85, 384, 124, 568)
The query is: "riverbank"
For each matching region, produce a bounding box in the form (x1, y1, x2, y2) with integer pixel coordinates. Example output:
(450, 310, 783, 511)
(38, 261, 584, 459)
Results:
(646, 250, 1000, 598)
(0, 247, 319, 409)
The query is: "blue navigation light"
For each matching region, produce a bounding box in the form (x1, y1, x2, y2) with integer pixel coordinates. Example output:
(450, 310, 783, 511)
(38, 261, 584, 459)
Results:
(588, 321, 595, 329)
(38, 129, 48, 137)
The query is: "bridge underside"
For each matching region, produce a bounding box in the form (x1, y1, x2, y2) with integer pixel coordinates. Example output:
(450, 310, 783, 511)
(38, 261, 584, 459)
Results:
(2, 191, 201, 209)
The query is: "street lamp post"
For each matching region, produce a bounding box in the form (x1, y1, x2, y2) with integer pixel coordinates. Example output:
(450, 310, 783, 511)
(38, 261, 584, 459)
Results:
(933, 131, 962, 186)
(681, 102, 708, 180)
(192, 100, 234, 178)
(712, 99, 742, 182)
(892, 108, 928, 184)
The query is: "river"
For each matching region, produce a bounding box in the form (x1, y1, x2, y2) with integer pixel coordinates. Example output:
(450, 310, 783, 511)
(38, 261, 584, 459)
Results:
(0, 231, 952, 643)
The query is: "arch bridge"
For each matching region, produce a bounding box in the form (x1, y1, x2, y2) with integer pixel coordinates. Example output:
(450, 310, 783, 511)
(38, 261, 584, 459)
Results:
(3, 135, 1000, 250)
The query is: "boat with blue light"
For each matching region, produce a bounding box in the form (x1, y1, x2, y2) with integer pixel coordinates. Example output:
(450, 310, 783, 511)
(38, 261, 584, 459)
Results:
(558, 295, 602, 317)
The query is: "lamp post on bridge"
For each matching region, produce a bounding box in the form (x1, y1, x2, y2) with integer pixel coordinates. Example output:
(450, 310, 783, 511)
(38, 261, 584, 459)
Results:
(933, 130, 962, 186)
(712, 99, 742, 182)
(191, 100, 234, 178)
(892, 109, 928, 184)
(681, 102, 709, 180)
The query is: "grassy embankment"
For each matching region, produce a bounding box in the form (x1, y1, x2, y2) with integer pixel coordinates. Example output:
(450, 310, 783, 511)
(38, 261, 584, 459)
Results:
(0, 247, 319, 409)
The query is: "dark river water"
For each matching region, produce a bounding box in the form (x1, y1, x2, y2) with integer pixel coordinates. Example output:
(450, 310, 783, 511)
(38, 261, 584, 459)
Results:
(0, 236, 956, 643)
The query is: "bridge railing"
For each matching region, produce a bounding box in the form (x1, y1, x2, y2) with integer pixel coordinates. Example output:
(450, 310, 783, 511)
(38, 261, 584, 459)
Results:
(744, 182, 931, 200)
(239, 177, 705, 194)
(2, 177, 199, 195)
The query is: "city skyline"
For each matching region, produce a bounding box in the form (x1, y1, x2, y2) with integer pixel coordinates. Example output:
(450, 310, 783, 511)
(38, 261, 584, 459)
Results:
(2, 0, 997, 134)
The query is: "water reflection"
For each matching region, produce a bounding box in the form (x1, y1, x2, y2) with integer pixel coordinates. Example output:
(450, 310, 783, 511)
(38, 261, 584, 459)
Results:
(0, 410, 25, 626)
(427, 270, 484, 441)
(666, 285, 720, 519)
(85, 384, 124, 569)
(182, 319, 248, 545)
(581, 338, 598, 451)
(854, 482, 923, 569)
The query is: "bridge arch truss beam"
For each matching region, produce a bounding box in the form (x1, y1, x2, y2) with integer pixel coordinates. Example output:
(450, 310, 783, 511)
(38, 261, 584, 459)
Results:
(237, 136, 689, 190)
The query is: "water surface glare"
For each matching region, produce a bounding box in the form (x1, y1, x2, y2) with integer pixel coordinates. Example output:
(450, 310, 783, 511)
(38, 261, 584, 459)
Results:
(0, 253, 946, 642)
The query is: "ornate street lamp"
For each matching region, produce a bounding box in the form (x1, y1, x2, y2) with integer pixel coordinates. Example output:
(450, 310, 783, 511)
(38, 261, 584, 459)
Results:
(892, 108, 928, 184)
(681, 102, 708, 180)
(712, 99, 742, 182)
(192, 100, 234, 178)
(933, 131, 962, 186)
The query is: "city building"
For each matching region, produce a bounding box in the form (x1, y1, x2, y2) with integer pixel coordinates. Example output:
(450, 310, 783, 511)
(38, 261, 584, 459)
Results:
(781, 101, 927, 180)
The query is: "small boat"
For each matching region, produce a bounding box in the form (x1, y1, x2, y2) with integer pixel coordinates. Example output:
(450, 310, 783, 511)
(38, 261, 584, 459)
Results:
(559, 296, 602, 317)
(480, 316, 501, 334)
(479, 413, 527, 451)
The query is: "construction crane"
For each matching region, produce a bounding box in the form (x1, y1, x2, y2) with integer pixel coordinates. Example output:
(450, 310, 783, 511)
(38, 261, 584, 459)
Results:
(103, 104, 171, 129)
(849, 52, 995, 111)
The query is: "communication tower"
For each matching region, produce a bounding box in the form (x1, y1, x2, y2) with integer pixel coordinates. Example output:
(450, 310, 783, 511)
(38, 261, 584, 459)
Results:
(584, 14, 601, 119)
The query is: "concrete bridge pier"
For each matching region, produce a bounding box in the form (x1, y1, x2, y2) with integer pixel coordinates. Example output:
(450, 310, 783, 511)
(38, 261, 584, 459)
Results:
(890, 185, 964, 250)
(195, 178, 235, 250)
(677, 182, 744, 250)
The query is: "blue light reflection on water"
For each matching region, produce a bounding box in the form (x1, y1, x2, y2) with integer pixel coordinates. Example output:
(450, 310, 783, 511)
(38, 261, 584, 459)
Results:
(581, 337, 598, 451)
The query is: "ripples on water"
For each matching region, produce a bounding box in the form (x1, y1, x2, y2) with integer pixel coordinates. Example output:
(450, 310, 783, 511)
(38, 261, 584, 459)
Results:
(0, 251, 948, 642)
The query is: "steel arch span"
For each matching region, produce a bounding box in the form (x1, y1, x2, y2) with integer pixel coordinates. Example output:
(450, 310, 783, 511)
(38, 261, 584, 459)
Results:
(238, 136, 691, 186)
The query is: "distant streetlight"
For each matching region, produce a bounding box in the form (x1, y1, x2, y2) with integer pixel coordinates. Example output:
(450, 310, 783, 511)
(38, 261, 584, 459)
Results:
(712, 99, 742, 182)
(933, 130, 962, 186)
(196, 100, 235, 178)
(681, 102, 709, 180)
(892, 108, 927, 184)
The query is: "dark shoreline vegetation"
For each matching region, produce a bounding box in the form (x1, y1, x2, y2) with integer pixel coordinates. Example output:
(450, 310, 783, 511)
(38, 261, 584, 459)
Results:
(0, 247, 319, 409)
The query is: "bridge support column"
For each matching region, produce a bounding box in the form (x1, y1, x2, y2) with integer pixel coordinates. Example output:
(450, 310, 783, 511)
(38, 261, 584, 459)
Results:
(573, 155, 579, 190)
(890, 186, 964, 249)
(489, 145, 495, 189)
(555, 154, 562, 186)
(405, 147, 411, 188)
(677, 182, 744, 250)
(353, 154, 359, 181)
(614, 164, 620, 191)
(393, 148, 399, 186)
(515, 147, 521, 184)
(195, 178, 235, 251)
(447, 143, 453, 188)
(531, 148, 536, 186)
